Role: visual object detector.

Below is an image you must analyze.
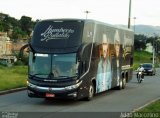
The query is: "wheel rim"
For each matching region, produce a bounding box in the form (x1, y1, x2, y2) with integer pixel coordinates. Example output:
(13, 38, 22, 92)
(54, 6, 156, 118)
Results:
(120, 79, 123, 89)
(123, 78, 126, 87)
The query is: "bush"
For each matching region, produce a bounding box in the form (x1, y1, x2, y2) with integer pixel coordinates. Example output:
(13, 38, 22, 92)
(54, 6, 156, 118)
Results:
(133, 51, 152, 70)
(14, 60, 25, 66)
(14, 52, 28, 66)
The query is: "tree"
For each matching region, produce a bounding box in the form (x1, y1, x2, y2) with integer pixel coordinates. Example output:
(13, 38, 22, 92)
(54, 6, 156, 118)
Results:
(20, 16, 33, 36)
(0, 12, 36, 41)
(12, 27, 24, 40)
(134, 34, 147, 50)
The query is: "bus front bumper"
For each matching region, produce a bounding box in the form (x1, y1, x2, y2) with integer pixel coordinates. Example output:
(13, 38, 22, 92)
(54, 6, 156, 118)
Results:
(27, 81, 82, 99)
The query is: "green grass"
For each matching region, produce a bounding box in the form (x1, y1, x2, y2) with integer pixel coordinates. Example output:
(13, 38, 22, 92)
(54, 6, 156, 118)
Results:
(138, 100, 160, 112)
(133, 51, 153, 70)
(133, 100, 160, 118)
(0, 65, 27, 91)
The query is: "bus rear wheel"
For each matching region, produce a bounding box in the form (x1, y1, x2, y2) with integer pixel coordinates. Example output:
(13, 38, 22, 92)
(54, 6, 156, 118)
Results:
(118, 79, 123, 90)
(122, 78, 126, 89)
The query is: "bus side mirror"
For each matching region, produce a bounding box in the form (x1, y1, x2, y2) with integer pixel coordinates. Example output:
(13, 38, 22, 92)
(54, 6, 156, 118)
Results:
(19, 44, 29, 60)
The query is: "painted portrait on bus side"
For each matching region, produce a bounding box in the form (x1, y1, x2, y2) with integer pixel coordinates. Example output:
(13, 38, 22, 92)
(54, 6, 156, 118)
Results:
(123, 33, 133, 59)
(96, 34, 112, 93)
(123, 32, 134, 66)
(113, 30, 121, 86)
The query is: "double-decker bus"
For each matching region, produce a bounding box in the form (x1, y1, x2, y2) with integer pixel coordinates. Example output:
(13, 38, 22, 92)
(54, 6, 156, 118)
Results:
(26, 19, 134, 100)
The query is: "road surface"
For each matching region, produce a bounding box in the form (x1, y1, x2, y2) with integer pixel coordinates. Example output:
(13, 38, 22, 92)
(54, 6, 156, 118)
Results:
(0, 69, 160, 115)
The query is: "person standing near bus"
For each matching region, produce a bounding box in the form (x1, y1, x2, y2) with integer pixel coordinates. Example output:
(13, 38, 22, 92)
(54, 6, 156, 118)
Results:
(96, 34, 112, 93)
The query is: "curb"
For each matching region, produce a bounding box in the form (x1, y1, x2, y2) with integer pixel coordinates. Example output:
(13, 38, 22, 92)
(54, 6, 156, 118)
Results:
(0, 87, 27, 95)
(132, 97, 160, 112)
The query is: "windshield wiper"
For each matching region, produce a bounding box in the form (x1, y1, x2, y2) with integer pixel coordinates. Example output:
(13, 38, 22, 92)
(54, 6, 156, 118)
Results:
(58, 76, 69, 78)
(29, 74, 49, 77)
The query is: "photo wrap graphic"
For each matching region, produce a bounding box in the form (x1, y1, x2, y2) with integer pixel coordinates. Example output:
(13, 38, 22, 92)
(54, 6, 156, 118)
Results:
(41, 25, 75, 42)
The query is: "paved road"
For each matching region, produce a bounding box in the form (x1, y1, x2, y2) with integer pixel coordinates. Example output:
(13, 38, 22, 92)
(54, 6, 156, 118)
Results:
(0, 68, 160, 113)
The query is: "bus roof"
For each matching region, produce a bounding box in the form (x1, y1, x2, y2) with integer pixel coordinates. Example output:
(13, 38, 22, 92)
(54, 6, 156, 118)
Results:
(37, 19, 133, 32)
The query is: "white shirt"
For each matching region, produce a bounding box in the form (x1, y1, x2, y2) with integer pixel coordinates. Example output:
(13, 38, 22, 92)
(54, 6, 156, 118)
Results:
(137, 67, 144, 72)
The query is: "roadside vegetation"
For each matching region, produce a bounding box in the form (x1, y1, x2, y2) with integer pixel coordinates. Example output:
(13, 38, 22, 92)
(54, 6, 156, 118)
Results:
(138, 100, 160, 112)
(0, 13, 35, 40)
(131, 100, 160, 118)
(133, 50, 159, 70)
(0, 65, 27, 91)
(133, 51, 153, 70)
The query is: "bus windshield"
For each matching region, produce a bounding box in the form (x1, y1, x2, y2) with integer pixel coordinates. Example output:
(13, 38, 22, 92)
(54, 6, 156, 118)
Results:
(29, 52, 78, 79)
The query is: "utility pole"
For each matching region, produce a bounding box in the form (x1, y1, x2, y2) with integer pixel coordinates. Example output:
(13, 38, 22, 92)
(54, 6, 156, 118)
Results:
(128, 0, 132, 29)
(153, 41, 155, 66)
(153, 34, 156, 67)
(133, 17, 136, 32)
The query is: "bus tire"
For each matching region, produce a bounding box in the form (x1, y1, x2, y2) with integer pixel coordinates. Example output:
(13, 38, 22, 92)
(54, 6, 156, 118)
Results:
(122, 77, 126, 89)
(86, 82, 94, 101)
(118, 79, 123, 90)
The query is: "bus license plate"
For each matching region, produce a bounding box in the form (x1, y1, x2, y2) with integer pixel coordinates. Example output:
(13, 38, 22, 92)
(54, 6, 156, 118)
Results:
(46, 93, 55, 97)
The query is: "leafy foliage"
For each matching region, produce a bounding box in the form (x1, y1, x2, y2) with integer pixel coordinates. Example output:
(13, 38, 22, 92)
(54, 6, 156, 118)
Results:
(0, 13, 36, 41)
(134, 34, 160, 53)
(20, 16, 34, 36)
(134, 34, 147, 50)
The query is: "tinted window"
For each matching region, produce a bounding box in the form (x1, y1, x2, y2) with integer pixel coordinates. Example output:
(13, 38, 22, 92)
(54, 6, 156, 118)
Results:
(142, 64, 152, 68)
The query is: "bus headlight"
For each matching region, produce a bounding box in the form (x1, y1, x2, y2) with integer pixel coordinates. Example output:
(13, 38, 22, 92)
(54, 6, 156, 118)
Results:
(27, 81, 29, 85)
(65, 81, 82, 90)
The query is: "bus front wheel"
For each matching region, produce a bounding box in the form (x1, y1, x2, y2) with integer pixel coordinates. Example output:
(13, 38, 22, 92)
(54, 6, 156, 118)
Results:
(86, 83, 94, 101)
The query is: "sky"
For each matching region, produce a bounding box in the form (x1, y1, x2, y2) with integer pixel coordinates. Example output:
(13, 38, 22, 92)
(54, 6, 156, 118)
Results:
(0, 0, 160, 26)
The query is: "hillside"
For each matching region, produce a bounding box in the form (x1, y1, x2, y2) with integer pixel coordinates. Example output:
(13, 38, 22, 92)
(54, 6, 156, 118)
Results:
(117, 25, 160, 36)
(134, 25, 160, 36)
